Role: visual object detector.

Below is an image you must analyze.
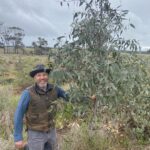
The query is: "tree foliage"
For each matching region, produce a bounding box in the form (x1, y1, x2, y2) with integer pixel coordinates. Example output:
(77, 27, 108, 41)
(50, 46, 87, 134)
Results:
(50, 0, 149, 141)
(59, 0, 140, 51)
(53, 0, 143, 97)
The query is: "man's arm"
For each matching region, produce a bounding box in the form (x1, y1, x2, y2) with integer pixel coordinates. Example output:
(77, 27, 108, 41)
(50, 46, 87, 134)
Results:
(14, 90, 30, 142)
(56, 86, 96, 102)
(56, 86, 69, 101)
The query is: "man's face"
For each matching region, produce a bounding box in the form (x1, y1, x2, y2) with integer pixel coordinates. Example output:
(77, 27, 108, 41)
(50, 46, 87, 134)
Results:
(34, 72, 49, 88)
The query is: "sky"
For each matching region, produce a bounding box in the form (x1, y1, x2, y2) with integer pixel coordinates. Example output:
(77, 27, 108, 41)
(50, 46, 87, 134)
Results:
(0, 0, 150, 50)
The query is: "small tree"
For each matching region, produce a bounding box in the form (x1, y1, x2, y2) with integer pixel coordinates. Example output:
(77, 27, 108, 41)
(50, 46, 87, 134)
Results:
(53, 0, 141, 96)
(50, 0, 149, 141)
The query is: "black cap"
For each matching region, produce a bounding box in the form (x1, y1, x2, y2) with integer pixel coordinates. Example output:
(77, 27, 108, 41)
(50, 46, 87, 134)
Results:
(29, 64, 51, 78)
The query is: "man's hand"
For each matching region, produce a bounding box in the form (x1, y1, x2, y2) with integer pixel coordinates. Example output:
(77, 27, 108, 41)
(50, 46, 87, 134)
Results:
(15, 140, 25, 149)
(90, 95, 96, 102)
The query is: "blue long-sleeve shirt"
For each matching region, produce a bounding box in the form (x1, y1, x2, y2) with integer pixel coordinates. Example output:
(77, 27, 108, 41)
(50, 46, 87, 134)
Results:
(14, 85, 68, 142)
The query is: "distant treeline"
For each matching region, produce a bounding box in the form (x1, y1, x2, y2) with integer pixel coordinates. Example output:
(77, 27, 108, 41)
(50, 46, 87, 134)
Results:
(0, 23, 52, 55)
(122, 50, 150, 55)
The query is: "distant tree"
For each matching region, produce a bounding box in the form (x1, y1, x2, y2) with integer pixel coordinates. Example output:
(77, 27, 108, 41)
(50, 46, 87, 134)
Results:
(32, 37, 49, 55)
(147, 49, 150, 54)
(7, 26, 25, 54)
(0, 25, 25, 54)
(32, 41, 37, 54)
(0, 23, 4, 49)
(0, 23, 9, 53)
(37, 37, 48, 48)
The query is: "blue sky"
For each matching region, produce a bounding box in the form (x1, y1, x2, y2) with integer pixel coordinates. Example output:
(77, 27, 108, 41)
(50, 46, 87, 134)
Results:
(0, 0, 150, 50)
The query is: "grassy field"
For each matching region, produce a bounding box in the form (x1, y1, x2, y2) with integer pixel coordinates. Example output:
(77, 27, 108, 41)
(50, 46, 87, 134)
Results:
(0, 53, 149, 150)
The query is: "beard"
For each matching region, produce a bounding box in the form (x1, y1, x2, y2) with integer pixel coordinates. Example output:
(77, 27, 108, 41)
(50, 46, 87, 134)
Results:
(37, 81, 48, 90)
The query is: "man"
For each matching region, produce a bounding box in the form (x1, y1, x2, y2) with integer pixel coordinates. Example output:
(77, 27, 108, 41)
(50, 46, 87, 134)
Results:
(14, 64, 96, 150)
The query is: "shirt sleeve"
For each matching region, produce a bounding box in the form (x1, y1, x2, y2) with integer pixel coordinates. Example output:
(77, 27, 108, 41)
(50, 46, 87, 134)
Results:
(14, 89, 30, 142)
(56, 86, 69, 101)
